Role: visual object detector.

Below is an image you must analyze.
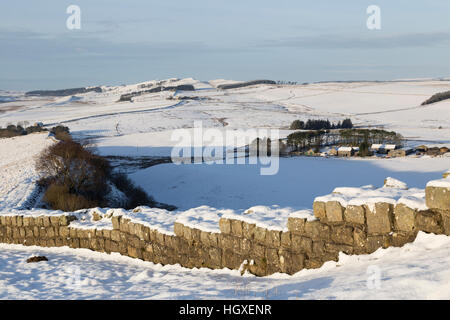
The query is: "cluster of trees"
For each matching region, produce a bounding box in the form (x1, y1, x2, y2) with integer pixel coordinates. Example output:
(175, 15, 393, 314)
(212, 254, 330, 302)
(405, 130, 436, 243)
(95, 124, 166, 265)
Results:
(422, 91, 450, 105)
(338, 129, 403, 147)
(0, 123, 47, 138)
(287, 130, 327, 152)
(286, 128, 403, 154)
(289, 118, 353, 130)
(36, 133, 159, 212)
(0, 123, 72, 140)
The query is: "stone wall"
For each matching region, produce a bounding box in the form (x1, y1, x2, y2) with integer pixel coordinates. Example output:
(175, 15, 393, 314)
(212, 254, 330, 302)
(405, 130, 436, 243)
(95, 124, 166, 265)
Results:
(0, 180, 449, 276)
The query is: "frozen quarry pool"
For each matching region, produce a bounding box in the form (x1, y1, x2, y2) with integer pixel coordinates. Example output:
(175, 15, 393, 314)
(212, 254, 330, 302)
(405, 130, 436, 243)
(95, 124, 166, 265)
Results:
(129, 156, 450, 211)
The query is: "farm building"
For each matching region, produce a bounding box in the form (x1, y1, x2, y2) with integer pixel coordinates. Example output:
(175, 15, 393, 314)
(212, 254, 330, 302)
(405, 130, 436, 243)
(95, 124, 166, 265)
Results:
(415, 145, 428, 153)
(378, 144, 398, 154)
(338, 146, 354, 157)
(426, 147, 441, 156)
(388, 148, 414, 158)
(370, 144, 382, 152)
(328, 148, 338, 156)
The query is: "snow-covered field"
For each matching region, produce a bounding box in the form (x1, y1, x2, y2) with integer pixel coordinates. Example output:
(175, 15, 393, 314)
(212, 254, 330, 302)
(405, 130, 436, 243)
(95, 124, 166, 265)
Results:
(0, 232, 448, 299)
(0, 78, 450, 299)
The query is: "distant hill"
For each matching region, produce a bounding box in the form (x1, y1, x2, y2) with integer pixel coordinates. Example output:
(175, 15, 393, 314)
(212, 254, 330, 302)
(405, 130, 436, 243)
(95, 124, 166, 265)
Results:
(26, 87, 102, 97)
(217, 80, 276, 90)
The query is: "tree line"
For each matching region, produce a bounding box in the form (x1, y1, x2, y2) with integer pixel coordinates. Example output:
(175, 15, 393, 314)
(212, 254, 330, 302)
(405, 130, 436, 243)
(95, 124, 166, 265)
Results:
(286, 128, 404, 153)
(290, 118, 353, 130)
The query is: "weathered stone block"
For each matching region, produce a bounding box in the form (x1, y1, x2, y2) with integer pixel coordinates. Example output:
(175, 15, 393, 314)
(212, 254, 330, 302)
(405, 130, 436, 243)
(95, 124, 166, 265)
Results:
(391, 232, 417, 247)
(191, 228, 201, 243)
(119, 218, 130, 233)
(242, 222, 255, 239)
(326, 201, 344, 222)
(365, 202, 394, 235)
(69, 228, 77, 238)
(344, 205, 365, 225)
(366, 235, 390, 253)
(266, 248, 280, 265)
(415, 210, 443, 234)
(111, 230, 121, 242)
(289, 253, 305, 274)
(23, 217, 33, 227)
(291, 233, 302, 252)
(442, 212, 450, 236)
(300, 237, 313, 254)
(39, 227, 46, 238)
(47, 227, 55, 238)
(280, 232, 291, 248)
(426, 186, 450, 211)
(394, 203, 416, 232)
(25, 227, 33, 238)
(287, 217, 306, 234)
(331, 225, 354, 245)
(16, 216, 23, 227)
(208, 247, 222, 267)
(173, 222, 184, 237)
(127, 246, 140, 259)
(70, 238, 80, 248)
(219, 218, 231, 234)
(304, 220, 330, 241)
(313, 201, 326, 220)
(42, 216, 51, 227)
(353, 227, 367, 250)
(312, 241, 325, 256)
(128, 222, 136, 235)
(182, 226, 192, 241)
(253, 226, 267, 244)
(200, 231, 211, 246)
(50, 216, 60, 226)
(266, 230, 281, 247)
(252, 243, 266, 258)
(208, 232, 219, 247)
(111, 216, 121, 229)
(239, 237, 252, 255)
(231, 220, 243, 236)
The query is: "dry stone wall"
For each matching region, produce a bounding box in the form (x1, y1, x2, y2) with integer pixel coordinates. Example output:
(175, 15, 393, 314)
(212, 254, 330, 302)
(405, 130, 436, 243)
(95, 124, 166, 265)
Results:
(0, 179, 449, 276)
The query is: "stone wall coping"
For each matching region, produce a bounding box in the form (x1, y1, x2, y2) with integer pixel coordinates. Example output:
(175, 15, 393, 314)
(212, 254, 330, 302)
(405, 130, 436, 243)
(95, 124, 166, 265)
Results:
(427, 178, 450, 188)
(314, 184, 426, 211)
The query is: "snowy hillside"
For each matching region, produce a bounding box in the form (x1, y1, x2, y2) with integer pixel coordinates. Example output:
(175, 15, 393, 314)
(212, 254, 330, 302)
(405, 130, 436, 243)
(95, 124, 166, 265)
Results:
(0, 133, 55, 210)
(0, 78, 449, 299)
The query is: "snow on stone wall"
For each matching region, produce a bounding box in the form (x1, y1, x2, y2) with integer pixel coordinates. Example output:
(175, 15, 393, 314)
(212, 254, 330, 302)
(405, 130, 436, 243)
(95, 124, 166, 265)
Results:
(0, 175, 448, 276)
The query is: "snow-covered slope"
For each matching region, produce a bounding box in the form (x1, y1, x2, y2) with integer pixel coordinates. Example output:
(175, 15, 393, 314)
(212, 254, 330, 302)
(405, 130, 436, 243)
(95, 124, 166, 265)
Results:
(0, 232, 448, 299)
(0, 133, 56, 210)
(0, 78, 449, 299)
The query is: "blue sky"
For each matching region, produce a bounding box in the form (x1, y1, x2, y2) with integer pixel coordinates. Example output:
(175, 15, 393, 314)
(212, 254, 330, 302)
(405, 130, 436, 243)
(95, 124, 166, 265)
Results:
(1, 0, 450, 90)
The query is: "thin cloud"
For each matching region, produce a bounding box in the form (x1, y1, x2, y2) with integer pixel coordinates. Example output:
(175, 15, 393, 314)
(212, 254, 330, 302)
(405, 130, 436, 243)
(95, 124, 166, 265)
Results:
(258, 32, 450, 49)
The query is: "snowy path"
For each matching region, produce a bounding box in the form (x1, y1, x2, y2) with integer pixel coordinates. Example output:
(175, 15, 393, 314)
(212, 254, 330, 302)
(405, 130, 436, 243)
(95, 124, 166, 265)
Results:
(0, 232, 448, 299)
